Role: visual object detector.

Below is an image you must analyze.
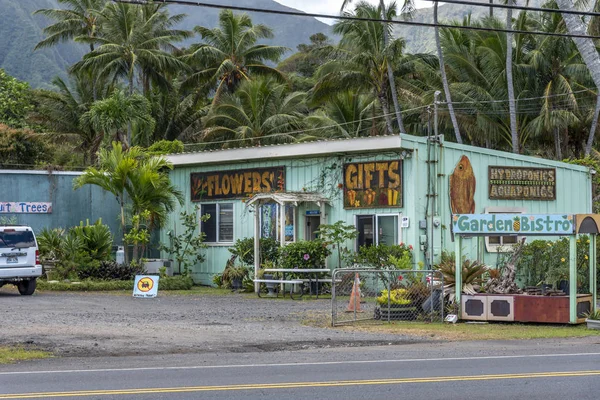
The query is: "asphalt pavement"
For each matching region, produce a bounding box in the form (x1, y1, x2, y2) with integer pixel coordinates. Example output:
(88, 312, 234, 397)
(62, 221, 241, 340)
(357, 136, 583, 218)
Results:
(1, 340, 600, 399)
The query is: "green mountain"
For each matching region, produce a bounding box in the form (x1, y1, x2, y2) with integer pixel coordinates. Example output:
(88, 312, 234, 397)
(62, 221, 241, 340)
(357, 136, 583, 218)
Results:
(398, 0, 543, 54)
(0, 0, 334, 88)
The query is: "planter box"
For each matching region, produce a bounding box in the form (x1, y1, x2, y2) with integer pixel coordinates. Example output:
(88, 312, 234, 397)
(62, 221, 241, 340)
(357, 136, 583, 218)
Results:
(586, 319, 600, 330)
(376, 305, 418, 321)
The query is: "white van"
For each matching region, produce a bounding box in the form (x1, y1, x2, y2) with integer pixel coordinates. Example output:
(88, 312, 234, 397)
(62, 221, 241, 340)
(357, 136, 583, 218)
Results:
(0, 226, 42, 295)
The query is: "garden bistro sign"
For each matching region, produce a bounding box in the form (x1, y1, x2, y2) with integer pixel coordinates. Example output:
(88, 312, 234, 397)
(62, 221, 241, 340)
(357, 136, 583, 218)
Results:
(343, 160, 402, 208)
(191, 167, 285, 201)
(0, 202, 52, 213)
(452, 214, 574, 235)
(488, 166, 556, 200)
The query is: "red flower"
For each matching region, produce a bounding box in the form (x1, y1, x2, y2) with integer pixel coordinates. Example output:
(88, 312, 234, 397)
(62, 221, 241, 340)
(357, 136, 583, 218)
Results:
(398, 275, 403, 281)
(408, 245, 413, 250)
(399, 242, 404, 246)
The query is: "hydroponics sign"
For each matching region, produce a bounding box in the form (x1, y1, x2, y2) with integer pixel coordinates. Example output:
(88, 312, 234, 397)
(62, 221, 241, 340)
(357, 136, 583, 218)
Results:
(0, 202, 52, 213)
(488, 166, 556, 200)
(452, 214, 574, 235)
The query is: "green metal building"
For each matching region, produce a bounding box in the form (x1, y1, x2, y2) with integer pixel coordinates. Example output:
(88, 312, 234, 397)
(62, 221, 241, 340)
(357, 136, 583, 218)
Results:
(164, 134, 592, 285)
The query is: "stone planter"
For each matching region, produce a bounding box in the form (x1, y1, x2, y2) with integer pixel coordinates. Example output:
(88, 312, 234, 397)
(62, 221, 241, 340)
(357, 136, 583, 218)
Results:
(263, 274, 277, 297)
(585, 319, 600, 330)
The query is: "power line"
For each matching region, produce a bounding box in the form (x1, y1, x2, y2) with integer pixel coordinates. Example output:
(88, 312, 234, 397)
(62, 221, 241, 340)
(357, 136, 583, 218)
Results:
(113, 0, 600, 40)
(422, 0, 600, 18)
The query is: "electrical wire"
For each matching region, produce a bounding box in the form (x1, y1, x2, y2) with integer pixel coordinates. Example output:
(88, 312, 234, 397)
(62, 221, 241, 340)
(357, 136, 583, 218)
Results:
(113, 0, 600, 40)
(181, 104, 430, 148)
(422, 0, 600, 18)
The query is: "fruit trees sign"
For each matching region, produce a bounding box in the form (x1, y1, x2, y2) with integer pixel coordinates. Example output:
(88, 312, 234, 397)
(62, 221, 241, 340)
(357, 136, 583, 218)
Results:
(452, 214, 574, 235)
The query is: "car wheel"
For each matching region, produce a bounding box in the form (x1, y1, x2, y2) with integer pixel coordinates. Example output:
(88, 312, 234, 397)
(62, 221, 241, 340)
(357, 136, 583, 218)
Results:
(17, 278, 36, 295)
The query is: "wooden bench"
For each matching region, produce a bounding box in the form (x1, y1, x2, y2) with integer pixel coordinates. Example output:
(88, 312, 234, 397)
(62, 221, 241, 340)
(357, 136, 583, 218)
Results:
(253, 279, 304, 299)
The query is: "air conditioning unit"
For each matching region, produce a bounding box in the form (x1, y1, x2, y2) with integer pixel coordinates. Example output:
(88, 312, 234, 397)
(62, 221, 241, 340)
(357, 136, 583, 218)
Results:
(487, 295, 514, 321)
(461, 295, 487, 320)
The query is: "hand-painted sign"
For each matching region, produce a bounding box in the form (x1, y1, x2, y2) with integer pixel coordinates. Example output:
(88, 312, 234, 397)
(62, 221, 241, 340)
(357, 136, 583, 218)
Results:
(191, 167, 285, 201)
(343, 160, 402, 208)
(133, 275, 160, 298)
(488, 166, 556, 200)
(452, 214, 574, 235)
(450, 155, 476, 214)
(0, 202, 52, 213)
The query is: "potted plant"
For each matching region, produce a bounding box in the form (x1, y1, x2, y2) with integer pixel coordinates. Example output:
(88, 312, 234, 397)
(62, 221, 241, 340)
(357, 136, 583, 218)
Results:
(376, 288, 417, 320)
(584, 310, 600, 330)
(222, 262, 249, 291)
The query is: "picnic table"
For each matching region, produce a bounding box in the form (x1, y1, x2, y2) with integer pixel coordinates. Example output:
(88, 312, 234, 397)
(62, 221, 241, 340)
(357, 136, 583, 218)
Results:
(255, 268, 333, 299)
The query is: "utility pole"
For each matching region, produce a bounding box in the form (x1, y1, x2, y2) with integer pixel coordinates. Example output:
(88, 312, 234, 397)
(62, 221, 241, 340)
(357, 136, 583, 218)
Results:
(434, 90, 441, 138)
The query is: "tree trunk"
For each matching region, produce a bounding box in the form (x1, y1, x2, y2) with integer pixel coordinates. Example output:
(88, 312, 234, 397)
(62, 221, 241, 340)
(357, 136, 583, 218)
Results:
(506, 2, 519, 153)
(379, 0, 406, 134)
(90, 43, 97, 102)
(127, 72, 134, 147)
(378, 90, 395, 135)
(120, 198, 128, 265)
(556, 0, 600, 156)
(554, 127, 562, 160)
(586, 94, 600, 156)
(434, 2, 463, 144)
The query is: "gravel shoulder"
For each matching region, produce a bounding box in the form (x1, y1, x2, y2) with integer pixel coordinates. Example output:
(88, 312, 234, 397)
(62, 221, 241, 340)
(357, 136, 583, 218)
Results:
(0, 287, 430, 357)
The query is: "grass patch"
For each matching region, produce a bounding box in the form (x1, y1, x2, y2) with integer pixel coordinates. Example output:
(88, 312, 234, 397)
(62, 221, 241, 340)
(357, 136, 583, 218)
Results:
(38, 276, 193, 291)
(338, 321, 600, 341)
(0, 347, 51, 364)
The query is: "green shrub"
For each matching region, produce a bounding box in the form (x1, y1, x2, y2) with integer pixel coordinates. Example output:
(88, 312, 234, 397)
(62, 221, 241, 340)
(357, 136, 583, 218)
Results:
(352, 243, 413, 268)
(37, 275, 193, 291)
(228, 237, 280, 266)
(77, 261, 145, 281)
(278, 239, 331, 270)
(146, 140, 184, 155)
(69, 219, 113, 261)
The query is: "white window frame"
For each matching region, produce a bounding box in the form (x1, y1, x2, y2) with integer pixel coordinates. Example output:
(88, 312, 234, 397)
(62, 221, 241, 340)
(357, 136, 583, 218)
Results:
(200, 202, 234, 245)
(484, 206, 526, 253)
(354, 213, 402, 250)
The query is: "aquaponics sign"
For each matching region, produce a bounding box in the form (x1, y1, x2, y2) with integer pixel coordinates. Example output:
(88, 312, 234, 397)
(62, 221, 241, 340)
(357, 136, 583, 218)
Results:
(190, 166, 285, 201)
(488, 166, 556, 200)
(452, 214, 574, 235)
(343, 160, 402, 208)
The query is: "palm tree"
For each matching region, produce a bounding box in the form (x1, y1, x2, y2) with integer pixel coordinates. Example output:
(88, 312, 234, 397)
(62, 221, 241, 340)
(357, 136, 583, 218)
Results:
(555, 0, 600, 156)
(72, 2, 189, 145)
(341, 0, 406, 133)
(34, 0, 106, 53)
(185, 9, 288, 102)
(433, 1, 463, 144)
(74, 142, 182, 263)
(311, 2, 404, 135)
(81, 90, 156, 148)
(305, 91, 382, 139)
(200, 77, 307, 148)
(505, 0, 519, 153)
(34, 73, 104, 164)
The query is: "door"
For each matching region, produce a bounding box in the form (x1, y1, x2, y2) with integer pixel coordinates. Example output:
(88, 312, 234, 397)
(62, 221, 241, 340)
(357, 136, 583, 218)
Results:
(356, 215, 374, 248)
(305, 216, 321, 240)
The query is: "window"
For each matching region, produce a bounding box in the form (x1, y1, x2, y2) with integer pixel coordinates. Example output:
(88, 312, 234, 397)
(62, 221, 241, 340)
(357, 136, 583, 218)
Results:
(356, 214, 400, 249)
(260, 203, 295, 242)
(485, 207, 525, 252)
(200, 203, 234, 243)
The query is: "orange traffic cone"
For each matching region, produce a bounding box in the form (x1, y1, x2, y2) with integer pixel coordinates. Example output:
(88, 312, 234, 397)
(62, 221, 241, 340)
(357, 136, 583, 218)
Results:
(346, 273, 363, 312)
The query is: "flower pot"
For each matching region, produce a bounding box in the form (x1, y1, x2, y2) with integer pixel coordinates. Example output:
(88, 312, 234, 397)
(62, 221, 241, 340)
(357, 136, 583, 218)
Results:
(585, 319, 600, 330)
(558, 280, 569, 295)
(263, 274, 277, 297)
(231, 277, 243, 290)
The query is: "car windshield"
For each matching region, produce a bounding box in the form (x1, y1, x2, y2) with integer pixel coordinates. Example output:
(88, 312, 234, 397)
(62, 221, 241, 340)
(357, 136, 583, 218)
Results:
(0, 231, 35, 248)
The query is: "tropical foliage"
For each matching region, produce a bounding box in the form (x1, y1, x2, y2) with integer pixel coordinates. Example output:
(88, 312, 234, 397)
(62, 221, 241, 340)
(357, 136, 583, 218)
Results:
(2, 0, 600, 168)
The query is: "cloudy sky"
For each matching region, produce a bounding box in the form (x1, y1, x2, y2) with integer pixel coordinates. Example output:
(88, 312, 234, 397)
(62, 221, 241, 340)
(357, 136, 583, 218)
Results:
(275, 0, 431, 18)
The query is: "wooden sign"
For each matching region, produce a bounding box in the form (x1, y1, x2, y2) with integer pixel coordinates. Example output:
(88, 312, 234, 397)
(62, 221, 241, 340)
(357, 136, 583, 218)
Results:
(191, 167, 285, 201)
(453, 214, 574, 235)
(488, 166, 556, 200)
(343, 160, 402, 208)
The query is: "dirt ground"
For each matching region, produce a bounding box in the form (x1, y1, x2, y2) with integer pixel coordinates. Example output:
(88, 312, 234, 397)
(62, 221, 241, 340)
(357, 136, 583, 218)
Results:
(0, 287, 429, 357)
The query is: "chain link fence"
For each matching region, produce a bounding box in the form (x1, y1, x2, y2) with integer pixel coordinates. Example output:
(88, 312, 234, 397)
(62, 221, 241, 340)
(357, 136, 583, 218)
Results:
(332, 269, 444, 326)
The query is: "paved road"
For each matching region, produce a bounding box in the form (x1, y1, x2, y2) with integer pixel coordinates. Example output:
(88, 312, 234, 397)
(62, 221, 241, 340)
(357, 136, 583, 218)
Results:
(1, 344, 600, 399)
